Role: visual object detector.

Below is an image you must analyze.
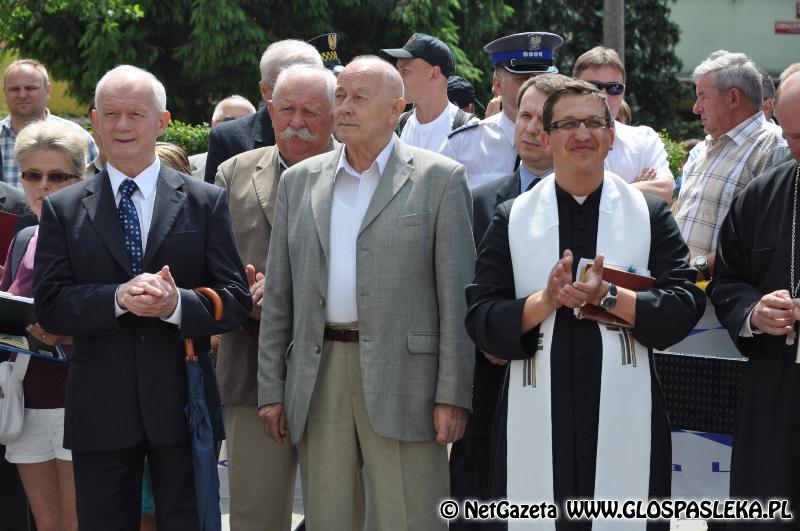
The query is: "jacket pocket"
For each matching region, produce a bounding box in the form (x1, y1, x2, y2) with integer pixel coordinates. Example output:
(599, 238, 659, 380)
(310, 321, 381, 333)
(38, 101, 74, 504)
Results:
(407, 333, 439, 355)
(397, 212, 430, 228)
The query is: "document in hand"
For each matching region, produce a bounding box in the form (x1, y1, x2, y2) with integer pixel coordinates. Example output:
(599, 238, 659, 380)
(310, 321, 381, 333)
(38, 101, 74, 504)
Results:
(0, 292, 67, 363)
(574, 258, 656, 329)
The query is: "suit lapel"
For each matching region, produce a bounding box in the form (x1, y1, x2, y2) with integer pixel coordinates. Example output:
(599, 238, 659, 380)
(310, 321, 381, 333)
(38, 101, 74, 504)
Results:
(358, 140, 411, 237)
(497, 168, 522, 205)
(82, 171, 133, 276)
(252, 147, 279, 226)
(311, 149, 340, 262)
(143, 167, 186, 270)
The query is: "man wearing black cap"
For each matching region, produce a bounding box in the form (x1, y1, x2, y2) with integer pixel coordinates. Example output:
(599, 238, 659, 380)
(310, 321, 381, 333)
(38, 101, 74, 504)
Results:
(382, 33, 476, 151)
(442, 32, 563, 188)
(448, 75, 485, 115)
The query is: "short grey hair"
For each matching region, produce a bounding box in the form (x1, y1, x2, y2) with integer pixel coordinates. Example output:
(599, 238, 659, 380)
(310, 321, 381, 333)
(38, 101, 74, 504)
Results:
(211, 95, 255, 123)
(14, 120, 88, 175)
(272, 65, 336, 110)
(259, 40, 323, 91)
(692, 51, 762, 108)
(95, 65, 167, 112)
(757, 67, 775, 101)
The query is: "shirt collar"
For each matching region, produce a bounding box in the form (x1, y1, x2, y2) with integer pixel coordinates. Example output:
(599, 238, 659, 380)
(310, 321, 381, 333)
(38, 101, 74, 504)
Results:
(108, 158, 161, 200)
(519, 164, 553, 192)
(712, 111, 765, 147)
(336, 134, 397, 179)
(499, 111, 516, 146)
(277, 153, 289, 173)
(0, 109, 51, 137)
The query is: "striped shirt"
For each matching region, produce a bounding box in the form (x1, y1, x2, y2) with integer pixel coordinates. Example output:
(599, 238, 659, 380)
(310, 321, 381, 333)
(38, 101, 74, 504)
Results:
(673, 112, 788, 258)
(0, 110, 99, 188)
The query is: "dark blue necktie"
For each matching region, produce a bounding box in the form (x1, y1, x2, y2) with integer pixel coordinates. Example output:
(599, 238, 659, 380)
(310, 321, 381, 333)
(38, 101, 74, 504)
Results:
(118, 179, 143, 275)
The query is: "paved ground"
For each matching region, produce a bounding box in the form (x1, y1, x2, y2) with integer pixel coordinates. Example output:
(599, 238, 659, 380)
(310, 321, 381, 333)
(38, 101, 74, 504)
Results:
(216, 443, 708, 530)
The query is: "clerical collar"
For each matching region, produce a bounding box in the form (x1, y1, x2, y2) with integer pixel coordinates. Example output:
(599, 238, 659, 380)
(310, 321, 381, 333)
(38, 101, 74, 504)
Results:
(554, 180, 603, 206)
(519, 165, 553, 194)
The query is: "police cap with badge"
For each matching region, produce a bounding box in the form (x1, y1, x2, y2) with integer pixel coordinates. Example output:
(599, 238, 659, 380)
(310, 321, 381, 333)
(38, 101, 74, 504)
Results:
(484, 31, 564, 75)
(307, 33, 344, 75)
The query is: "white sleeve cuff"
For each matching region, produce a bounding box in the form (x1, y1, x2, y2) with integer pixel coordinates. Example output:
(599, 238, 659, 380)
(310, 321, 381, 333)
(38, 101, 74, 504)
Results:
(114, 285, 128, 317)
(739, 308, 762, 337)
(161, 292, 182, 327)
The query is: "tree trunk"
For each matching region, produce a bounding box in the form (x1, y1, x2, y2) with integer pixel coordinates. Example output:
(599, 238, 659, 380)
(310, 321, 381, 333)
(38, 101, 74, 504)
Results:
(603, 0, 625, 62)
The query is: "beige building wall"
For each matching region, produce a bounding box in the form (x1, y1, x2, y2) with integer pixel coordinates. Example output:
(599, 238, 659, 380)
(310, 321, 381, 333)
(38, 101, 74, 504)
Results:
(672, 0, 799, 76)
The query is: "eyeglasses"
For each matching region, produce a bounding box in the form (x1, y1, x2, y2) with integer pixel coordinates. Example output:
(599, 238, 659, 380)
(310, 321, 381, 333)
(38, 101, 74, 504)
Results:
(20, 170, 81, 183)
(546, 116, 610, 132)
(586, 81, 625, 96)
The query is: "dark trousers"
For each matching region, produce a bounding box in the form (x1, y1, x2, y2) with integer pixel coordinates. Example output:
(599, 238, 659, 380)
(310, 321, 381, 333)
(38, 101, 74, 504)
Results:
(72, 440, 198, 531)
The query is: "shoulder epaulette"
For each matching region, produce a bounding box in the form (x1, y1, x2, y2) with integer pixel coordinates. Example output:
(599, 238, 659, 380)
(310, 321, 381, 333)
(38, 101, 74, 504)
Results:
(447, 120, 480, 139)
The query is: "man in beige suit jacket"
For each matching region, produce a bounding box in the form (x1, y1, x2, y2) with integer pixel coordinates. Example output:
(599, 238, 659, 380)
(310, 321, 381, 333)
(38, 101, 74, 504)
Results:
(258, 56, 475, 530)
(215, 65, 337, 531)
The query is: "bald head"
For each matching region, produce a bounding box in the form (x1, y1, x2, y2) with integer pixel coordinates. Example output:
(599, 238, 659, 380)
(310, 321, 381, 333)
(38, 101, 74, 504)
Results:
(211, 96, 256, 127)
(776, 72, 800, 161)
(333, 55, 406, 157)
(345, 56, 405, 99)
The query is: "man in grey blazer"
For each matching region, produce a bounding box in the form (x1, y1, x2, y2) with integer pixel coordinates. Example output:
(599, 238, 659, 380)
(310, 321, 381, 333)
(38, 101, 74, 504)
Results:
(215, 64, 337, 531)
(258, 55, 475, 530)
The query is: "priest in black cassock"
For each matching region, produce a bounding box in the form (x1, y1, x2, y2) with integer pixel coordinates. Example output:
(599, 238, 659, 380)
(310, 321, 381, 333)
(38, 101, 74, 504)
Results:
(708, 71, 800, 530)
(465, 80, 705, 531)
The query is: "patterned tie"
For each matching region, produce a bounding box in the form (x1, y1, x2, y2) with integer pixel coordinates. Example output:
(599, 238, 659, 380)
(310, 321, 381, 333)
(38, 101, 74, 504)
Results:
(117, 179, 143, 275)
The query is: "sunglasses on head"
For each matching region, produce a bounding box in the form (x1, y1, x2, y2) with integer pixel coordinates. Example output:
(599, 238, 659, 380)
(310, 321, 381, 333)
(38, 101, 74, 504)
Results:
(586, 81, 625, 96)
(21, 170, 81, 183)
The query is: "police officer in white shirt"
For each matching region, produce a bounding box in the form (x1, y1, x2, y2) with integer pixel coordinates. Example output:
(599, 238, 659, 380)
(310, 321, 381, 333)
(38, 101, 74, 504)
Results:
(382, 33, 476, 152)
(573, 46, 675, 202)
(441, 32, 563, 188)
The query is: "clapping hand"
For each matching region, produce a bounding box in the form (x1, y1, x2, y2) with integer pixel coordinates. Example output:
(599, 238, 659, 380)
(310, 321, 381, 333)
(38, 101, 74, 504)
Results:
(117, 265, 179, 318)
(246, 264, 265, 320)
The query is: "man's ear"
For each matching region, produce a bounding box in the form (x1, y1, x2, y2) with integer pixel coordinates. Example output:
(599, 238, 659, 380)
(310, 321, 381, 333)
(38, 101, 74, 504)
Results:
(541, 130, 552, 154)
(157, 110, 171, 135)
(391, 97, 407, 122)
(259, 80, 271, 103)
(267, 100, 275, 122)
(492, 71, 503, 97)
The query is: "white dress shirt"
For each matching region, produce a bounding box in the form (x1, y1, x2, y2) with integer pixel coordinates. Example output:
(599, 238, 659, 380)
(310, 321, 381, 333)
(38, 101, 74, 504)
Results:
(605, 120, 672, 184)
(326, 135, 397, 323)
(400, 102, 471, 152)
(110, 158, 182, 325)
(440, 111, 517, 189)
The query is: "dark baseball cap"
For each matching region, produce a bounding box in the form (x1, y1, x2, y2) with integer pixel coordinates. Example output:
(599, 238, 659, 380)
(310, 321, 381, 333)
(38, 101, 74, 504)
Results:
(381, 33, 455, 77)
(447, 76, 485, 112)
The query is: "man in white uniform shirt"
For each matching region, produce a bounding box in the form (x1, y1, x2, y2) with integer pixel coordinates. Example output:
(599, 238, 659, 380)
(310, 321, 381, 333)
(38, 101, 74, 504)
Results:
(573, 46, 674, 202)
(441, 31, 563, 188)
(382, 33, 475, 151)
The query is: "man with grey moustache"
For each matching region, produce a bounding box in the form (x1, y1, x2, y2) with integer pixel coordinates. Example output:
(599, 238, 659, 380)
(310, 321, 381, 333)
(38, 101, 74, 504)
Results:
(214, 64, 337, 530)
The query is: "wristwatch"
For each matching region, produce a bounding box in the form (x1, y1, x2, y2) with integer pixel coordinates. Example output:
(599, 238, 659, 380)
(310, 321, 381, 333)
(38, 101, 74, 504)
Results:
(694, 255, 711, 280)
(599, 283, 617, 310)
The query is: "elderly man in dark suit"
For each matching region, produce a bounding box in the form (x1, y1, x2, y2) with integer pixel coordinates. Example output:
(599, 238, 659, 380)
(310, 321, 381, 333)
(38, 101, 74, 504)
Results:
(203, 39, 323, 183)
(449, 73, 569, 529)
(34, 65, 251, 530)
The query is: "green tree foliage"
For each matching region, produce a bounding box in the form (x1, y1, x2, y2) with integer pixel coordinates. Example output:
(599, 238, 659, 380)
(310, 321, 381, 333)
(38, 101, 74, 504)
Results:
(0, 0, 688, 136)
(505, 0, 687, 136)
(0, 0, 510, 123)
(159, 120, 210, 156)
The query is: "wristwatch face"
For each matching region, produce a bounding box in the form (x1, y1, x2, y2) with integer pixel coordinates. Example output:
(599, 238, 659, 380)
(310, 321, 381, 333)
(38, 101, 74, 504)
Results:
(600, 285, 617, 310)
(695, 256, 707, 269)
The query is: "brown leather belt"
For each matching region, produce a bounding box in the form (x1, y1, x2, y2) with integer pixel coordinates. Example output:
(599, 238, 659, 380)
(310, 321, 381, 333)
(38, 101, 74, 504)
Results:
(324, 325, 359, 343)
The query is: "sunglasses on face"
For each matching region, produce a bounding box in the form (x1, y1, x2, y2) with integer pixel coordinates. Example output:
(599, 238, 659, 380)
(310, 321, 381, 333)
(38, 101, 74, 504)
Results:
(547, 116, 610, 132)
(586, 80, 625, 96)
(20, 170, 81, 183)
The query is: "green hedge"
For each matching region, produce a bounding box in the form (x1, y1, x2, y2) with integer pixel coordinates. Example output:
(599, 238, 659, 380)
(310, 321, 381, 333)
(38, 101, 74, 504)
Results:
(159, 120, 210, 156)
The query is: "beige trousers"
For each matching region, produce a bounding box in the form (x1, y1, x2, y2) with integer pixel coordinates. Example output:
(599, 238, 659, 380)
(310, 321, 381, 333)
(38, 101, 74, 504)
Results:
(298, 340, 449, 531)
(224, 404, 297, 531)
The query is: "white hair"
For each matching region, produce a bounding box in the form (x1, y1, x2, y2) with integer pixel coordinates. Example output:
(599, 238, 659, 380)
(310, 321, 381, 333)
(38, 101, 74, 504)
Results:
(272, 65, 336, 110)
(95, 65, 167, 112)
(692, 51, 763, 109)
(259, 39, 323, 91)
(211, 95, 256, 123)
